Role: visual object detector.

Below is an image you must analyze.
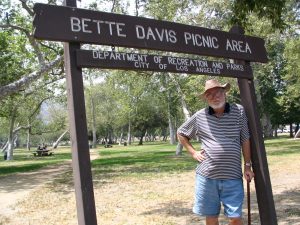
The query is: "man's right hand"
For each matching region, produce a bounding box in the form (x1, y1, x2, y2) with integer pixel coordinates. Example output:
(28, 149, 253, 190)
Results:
(192, 150, 206, 162)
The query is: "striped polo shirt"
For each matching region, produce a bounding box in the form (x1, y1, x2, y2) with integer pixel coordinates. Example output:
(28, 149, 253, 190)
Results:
(178, 103, 250, 179)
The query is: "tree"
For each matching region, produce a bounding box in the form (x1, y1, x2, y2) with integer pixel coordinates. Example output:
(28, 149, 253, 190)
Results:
(131, 95, 168, 145)
(0, 0, 64, 99)
(231, 0, 286, 30)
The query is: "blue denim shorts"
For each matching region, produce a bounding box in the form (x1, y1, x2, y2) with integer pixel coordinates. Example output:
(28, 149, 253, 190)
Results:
(193, 174, 244, 218)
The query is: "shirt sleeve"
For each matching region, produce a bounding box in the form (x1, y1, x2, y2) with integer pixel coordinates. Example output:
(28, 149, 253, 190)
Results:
(240, 105, 250, 144)
(177, 113, 198, 140)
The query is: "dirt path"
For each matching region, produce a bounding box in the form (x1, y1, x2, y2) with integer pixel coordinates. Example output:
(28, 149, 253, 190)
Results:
(0, 150, 98, 218)
(0, 162, 71, 216)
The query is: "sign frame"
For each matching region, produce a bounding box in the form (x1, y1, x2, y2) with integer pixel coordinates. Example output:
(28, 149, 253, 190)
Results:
(33, 1, 277, 225)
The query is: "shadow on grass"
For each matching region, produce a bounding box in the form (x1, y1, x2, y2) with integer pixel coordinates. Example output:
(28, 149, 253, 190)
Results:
(140, 200, 192, 217)
(139, 188, 300, 225)
(247, 188, 300, 224)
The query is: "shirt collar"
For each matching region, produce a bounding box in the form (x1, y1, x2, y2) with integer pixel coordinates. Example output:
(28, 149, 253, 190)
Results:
(208, 102, 230, 115)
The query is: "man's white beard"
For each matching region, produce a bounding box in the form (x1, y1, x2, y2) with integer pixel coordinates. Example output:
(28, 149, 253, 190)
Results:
(210, 101, 225, 110)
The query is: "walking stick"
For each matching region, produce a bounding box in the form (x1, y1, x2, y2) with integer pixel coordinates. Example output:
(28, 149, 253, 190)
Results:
(247, 180, 251, 225)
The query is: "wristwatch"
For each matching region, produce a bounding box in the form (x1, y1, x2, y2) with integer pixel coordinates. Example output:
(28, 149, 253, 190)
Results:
(244, 162, 252, 167)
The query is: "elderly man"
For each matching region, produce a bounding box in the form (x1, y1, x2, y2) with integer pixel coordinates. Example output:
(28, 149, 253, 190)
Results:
(177, 79, 254, 225)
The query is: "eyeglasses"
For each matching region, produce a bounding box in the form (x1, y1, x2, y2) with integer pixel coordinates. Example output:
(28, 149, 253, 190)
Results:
(205, 88, 225, 100)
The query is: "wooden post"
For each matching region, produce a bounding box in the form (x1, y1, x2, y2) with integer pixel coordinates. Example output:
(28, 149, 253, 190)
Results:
(63, 0, 98, 224)
(230, 26, 278, 225)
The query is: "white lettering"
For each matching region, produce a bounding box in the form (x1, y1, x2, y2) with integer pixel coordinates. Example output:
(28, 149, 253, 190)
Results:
(136, 25, 145, 39)
(212, 62, 223, 69)
(226, 39, 252, 54)
(159, 64, 167, 69)
(169, 30, 177, 43)
(184, 32, 219, 49)
(105, 21, 116, 36)
(176, 65, 188, 71)
(232, 40, 239, 52)
(196, 67, 220, 74)
(194, 60, 208, 67)
(146, 27, 156, 40)
(211, 37, 219, 48)
(134, 62, 149, 68)
(226, 63, 244, 71)
(81, 18, 92, 33)
(184, 32, 192, 44)
(154, 56, 162, 64)
(155, 28, 164, 41)
(93, 50, 98, 58)
(110, 52, 116, 60)
(70, 17, 81, 32)
(92, 20, 104, 34)
(116, 23, 126, 37)
(245, 42, 252, 54)
(135, 25, 177, 43)
(226, 39, 233, 51)
(104, 51, 110, 59)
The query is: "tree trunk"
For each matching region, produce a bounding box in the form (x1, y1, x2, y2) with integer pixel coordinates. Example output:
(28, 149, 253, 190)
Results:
(52, 130, 69, 149)
(169, 74, 191, 155)
(274, 125, 278, 137)
(144, 130, 148, 142)
(295, 123, 299, 134)
(167, 86, 176, 145)
(176, 144, 183, 155)
(26, 125, 31, 151)
(91, 96, 97, 149)
(169, 117, 176, 144)
(138, 135, 144, 145)
(295, 128, 300, 139)
(118, 129, 124, 145)
(6, 111, 17, 160)
(261, 113, 273, 138)
(127, 114, 132, 145)
(289, 123, 293, 138)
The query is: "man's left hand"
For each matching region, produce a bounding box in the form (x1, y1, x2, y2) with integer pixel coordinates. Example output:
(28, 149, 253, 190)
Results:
(244, 167, 254, 182)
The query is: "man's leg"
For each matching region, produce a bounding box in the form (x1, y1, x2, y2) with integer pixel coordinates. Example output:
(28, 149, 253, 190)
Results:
(221, 179, 244, 225)
(229, 217, 242, 225)
(206, 216, 219, 225)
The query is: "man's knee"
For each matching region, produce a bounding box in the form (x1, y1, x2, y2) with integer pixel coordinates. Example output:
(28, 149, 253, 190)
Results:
(229, 217, 242, 225)
(206, 216, 219, 225)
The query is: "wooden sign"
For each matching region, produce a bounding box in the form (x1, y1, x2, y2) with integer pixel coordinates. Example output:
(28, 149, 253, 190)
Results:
(33, 3, 268, 63)
(76, 50, 253, 79)
(33, 2, 277, 225)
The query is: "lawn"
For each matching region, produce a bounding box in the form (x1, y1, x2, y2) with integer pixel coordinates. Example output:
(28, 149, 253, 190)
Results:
(1, 137, 299, 177)
(0, 147, 72, 176)
(92, 142, 197, 179)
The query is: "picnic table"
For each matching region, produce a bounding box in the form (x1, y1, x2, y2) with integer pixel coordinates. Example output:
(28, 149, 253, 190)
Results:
(33, 146, 53, 157)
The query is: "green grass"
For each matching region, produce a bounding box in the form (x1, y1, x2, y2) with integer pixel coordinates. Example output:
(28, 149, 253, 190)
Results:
(0, 147, 72, 176)
(92, 142, 197, 179)
(92, 138, 300, 180)
(1, 137, 299, 178)
(265, 136, 300, 156)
